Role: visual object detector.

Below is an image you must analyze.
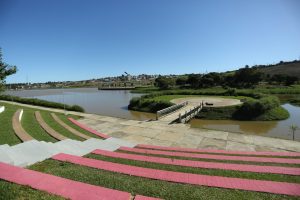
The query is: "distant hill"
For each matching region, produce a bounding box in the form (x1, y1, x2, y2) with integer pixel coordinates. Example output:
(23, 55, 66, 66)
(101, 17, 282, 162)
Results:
(256, 60, 300, 78)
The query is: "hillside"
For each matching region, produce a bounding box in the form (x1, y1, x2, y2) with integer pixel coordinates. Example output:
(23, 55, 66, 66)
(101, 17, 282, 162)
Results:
(257, 60, 300, 78)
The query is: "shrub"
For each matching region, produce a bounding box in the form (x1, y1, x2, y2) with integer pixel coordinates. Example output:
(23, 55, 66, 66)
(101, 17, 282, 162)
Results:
(234, 96, 280, 120)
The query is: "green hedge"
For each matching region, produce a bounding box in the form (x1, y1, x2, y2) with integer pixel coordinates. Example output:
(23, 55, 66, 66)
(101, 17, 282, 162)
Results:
(0, 95, 84, 112)
(234, 96, 280, 120)
(128, 97, 174, 113)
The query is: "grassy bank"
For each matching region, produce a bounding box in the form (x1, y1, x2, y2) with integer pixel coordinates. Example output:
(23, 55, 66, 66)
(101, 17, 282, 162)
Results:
(0, 102, 93, 145)
(0, 94, 84, 112)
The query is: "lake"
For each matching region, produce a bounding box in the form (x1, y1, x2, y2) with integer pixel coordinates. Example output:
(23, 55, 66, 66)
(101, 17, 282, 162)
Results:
(5, 88, 156, 120)
(5, 88, 300, 140)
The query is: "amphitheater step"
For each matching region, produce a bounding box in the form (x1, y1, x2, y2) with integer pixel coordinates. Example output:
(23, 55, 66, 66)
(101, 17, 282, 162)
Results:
(105, 137, 137, 148)
(68, 117, 110, 139)
(83, 138, 121, 151)
(0, 149, 14, 165)
(92, 149, 300, 176)
(0, 144, 10, 151)
(0, 162, 132, 200)
(0, 137, 136, 167)
(5, 140, 56, 167)
(119, 147, 300, 164)
(136, 144, 300, 157)
(53, 153, 300, 196)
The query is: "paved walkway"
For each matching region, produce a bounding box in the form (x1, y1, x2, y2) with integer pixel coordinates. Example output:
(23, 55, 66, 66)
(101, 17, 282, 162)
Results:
(2, 100, 300, 153)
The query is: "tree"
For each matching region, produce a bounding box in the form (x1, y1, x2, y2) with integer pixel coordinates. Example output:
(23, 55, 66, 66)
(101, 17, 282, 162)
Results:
(285, 76, 298, 86)
(175, 76, 188, 86)
(0, 48, 17, 91)
(155, 76, 175, 89)
(231, 67, 263, 88)
(187, 74, 202, 88)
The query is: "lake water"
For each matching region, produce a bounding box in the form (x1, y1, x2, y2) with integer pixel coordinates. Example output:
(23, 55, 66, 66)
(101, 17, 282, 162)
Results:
(6, 88, 155, 120)
(190, 104, 300, 141)
(5, 88, 300, 140)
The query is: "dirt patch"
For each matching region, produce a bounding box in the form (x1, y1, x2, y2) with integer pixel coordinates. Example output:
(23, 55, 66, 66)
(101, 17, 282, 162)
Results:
(171, 97, 241, 107)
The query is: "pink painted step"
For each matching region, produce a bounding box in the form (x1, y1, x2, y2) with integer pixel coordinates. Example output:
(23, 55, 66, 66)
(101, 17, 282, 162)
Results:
(68, 118, 110, 139)
(0, 162, 130, 200)
(53, 153, 300, 196)
(134, 195, 161, 200)
(119, 147, 300, 164)
(92, 149, 300, 176)
(137, 144, 300, 157)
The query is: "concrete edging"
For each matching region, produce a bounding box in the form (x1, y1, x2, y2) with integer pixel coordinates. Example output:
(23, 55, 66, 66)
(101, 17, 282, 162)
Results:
(12, 109, 34, 142)
(0, 106, 5, 113)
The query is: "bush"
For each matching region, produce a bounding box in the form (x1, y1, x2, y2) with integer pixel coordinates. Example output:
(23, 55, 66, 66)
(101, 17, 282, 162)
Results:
(128, 96, 174, 113)
(234, 96, 280, 120)
(0, 95, 85, 112)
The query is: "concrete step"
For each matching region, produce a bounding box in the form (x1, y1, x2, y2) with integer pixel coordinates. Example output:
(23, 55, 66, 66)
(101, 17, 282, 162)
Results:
(0, 149, 14, 165)
(104, 137, 137, 148)
(53, 139, 91, 156)
(0, 144, 10, 151)
(6, 140, 59, 167)
(0, 137, 136, 167)
(83, 138, 121, 152)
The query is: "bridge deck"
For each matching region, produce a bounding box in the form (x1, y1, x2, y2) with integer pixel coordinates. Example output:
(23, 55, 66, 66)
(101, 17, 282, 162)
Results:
(158, 104, 198, 123)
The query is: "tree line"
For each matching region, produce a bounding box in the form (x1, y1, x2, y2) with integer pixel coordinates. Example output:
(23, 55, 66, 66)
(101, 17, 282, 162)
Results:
(155, 65, 299, 89)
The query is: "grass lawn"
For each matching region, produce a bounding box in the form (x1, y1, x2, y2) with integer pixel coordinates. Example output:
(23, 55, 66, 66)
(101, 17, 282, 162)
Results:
(0, 102, 92, 144)
(29, 159, 299, 200)
(0, 180, 63, 200)
(22, 109, 57, 143)
(0, 103, 21, 145)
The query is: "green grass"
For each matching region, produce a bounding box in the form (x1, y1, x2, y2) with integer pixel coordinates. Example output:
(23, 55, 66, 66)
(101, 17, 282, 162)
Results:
(253, 106, 290, 121)
(29, 159, 299, 200)
(0, 180, 63, 200)
(86, 153, 300, 184)
(0, 103, 21, 145)
(39, 112, 84, 141)
(22, 109, 57, 142)
(57, 114, 100, 139)
(0, 102, 87, 144)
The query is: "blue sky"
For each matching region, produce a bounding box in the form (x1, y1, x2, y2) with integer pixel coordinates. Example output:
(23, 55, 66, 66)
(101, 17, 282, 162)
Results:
(1, 0, 300, 83)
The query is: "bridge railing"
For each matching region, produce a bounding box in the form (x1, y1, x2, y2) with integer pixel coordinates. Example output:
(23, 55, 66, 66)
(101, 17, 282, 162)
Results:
(156, 101, 188, 120)
(178, 104, 202, 123)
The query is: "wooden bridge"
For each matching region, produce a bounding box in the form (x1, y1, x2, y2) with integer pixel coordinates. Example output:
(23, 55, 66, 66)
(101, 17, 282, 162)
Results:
(156, 102, 203, 124)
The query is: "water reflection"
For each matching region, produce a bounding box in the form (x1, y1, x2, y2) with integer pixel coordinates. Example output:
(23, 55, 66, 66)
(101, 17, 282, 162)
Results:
(190, 104, 300, 141)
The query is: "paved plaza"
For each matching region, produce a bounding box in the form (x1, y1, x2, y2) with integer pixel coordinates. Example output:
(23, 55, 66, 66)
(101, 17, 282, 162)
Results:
(3, 100, 300, 153)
